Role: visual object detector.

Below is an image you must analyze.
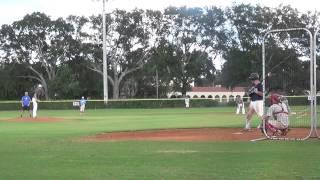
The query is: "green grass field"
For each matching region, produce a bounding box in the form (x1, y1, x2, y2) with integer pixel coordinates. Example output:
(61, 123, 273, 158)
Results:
(0, 107, 320, 180)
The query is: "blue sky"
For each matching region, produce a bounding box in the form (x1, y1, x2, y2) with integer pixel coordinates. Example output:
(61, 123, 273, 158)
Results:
(0, 0, 319, 25)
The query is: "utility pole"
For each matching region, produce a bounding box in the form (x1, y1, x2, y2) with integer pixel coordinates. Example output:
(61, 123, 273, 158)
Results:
(156, 68, 159, 99)
(102, 0, 108, 104)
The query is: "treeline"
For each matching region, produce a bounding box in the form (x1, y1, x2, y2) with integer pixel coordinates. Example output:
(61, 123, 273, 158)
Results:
(0, 4, 319, 100)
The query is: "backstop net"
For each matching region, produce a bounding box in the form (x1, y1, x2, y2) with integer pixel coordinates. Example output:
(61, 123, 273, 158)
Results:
(262, 28, 313, 140)
(315, 29, 320, 137)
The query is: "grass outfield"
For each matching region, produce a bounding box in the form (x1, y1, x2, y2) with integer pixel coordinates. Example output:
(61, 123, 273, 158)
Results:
(0, 107, 320, 179)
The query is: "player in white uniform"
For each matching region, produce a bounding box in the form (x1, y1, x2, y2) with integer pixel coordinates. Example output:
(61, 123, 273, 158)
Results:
(235, 96, 245, 115)
(185, 96, 190, 108)
(80, 96, 87, 114)
(262, 94, 290, 136)
(32, 84, 44, 118)
(243, 73, 264, 131)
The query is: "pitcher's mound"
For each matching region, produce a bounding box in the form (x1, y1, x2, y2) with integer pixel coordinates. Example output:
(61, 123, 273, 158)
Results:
(82, 128, 311, 142)
(8, 117, 63, 123)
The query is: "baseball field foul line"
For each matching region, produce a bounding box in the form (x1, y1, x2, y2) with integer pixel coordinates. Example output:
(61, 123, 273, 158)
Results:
(250, 137, 268, 142)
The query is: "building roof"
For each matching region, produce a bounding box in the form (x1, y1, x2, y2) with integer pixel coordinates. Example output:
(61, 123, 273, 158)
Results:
(191, 86, 245, 92)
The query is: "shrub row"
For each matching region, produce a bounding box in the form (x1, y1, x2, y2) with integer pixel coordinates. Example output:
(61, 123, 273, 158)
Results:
(0, 96, 310, 111)
(0, 99, 220, 110)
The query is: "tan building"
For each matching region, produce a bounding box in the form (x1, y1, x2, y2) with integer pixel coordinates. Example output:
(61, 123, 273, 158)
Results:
(168, 86, 246, 102)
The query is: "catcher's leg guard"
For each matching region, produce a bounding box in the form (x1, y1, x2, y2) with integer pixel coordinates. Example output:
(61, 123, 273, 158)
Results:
(280, 128, 290, 136)
(265, 122, 279, 135)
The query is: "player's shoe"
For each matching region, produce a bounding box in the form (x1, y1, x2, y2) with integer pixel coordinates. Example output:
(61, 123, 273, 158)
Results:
(241, 128, 252, 132)
(259, 126, 265, 134)
(280, 128, 290, 136)
(257, 123, 262, 129)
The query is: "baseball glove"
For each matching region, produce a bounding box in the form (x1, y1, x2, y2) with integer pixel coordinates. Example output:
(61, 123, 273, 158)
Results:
(247, 87, 257, 95)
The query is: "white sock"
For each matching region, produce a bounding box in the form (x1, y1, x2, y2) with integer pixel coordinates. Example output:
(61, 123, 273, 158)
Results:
(245, 120, 251, 129)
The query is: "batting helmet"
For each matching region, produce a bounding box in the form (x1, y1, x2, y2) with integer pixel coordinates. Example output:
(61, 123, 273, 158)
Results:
(269, 94, 282, 105)
(249, 73, 259, 80)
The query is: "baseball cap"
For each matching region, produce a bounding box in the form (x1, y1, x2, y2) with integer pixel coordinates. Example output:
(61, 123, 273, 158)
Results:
(248, 73, 259, 80)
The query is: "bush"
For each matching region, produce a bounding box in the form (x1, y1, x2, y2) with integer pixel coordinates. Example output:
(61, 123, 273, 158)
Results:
(0, 99, 220, 110)
(286, 96, 309, 106)
(0, 96, 308, 111)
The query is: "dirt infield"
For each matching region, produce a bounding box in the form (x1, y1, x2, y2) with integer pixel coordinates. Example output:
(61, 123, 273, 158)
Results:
(8, 117, 64, 123)
(82, 128, 311, 142)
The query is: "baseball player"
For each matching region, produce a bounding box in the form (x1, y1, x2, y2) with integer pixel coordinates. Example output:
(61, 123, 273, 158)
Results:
(32, 84, 44, 118)
(262, 93, 290, 136)
(80, 96, 87, 114)
(235, 96, 245, 115)
(185, 96, 190, 108)
(20, 92, 32, 117)
(243, 73, 264, 131)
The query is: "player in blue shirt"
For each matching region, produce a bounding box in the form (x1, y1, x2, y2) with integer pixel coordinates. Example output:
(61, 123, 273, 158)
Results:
(21, 92, 31, 117)
(80, 96, 87, 114)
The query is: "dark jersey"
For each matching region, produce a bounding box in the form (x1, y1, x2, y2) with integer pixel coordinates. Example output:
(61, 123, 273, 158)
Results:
(249, 83, 263, 101)
(33, 87, 44, 99)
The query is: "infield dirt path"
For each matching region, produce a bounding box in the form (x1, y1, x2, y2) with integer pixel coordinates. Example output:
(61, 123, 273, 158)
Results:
(83, 128, 311, 142)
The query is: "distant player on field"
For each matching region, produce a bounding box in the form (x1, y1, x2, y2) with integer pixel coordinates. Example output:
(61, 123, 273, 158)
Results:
(80, 96, 87, 114)
(235, 96, 245, 115)
(32, 84, 44, 118)
(20, 92, 31, 117)
(243, 73, 264, 131)
(262, 93, 290, 136)
(185, 96, 190, 108)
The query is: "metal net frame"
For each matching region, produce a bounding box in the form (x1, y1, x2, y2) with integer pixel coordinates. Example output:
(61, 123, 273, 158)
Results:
(261, 28, 317, 141)
(315, 28, 320, 139)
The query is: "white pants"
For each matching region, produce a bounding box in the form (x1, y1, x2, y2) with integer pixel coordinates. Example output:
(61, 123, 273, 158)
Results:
(185, 102, 189, 108)
(32, 98, 38, 118)
(249, 100, 264, 117)
(236, 103, 245, 114)
(80, 105, 85, 112)
(268, 120, 288, 130)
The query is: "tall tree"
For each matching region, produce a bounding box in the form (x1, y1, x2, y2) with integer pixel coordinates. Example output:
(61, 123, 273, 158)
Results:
(222, 4, 274, 83)
(156, 7, 226, 95)
(81, 9, 153, 99)
(221, 4, 311, 89)
(0, 12, 74, 99)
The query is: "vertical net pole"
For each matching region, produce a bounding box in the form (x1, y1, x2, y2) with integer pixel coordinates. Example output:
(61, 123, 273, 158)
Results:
(102, 0, 109, 104)
(309, 29, 315, 138)
(314, 29, 320, 138)
(262, 28, 314, 140)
